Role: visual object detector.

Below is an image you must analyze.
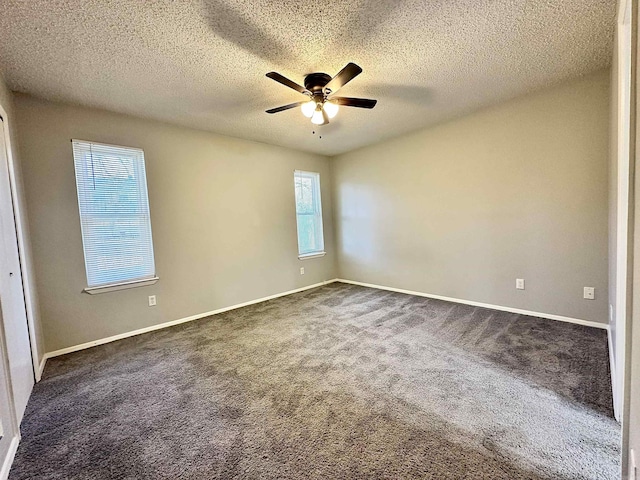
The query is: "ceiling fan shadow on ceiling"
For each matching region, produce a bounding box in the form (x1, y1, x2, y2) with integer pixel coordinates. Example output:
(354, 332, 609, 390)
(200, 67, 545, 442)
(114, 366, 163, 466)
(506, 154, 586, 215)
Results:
(265, 63, 377, 126)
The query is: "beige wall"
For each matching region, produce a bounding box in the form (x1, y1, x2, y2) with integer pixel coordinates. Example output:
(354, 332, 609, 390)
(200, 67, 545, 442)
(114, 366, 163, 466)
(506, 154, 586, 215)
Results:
(0, 75, 45, 366)
(332, 70, 610, 324)
(14, 94, 337, 353)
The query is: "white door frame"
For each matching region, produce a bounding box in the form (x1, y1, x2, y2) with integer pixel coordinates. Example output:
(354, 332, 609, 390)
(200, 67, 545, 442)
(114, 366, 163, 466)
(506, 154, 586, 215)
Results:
(0, 103, 41, 382)
(614, 0, 633, 422)
(620, 0, 638, 477)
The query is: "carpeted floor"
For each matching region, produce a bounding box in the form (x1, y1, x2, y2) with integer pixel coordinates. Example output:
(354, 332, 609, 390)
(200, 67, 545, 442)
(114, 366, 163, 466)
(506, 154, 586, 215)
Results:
(10, 283, 619, 479)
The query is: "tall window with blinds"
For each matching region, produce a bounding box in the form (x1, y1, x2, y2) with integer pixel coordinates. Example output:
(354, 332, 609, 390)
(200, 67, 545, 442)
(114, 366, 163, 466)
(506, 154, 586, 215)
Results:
(294, 170, 325, 257)
(72, 140, 156, 290)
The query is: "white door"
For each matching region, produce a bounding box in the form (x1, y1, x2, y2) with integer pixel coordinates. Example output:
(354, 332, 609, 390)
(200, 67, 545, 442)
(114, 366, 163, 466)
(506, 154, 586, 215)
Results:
(0, 315, 19, 473)
(0, 117, 33, 423)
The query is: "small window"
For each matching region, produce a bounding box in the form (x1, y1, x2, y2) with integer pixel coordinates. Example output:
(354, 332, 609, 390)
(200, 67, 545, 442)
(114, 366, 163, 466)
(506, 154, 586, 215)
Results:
(294, 170, 325, 258)
(72, 140, 156, 291)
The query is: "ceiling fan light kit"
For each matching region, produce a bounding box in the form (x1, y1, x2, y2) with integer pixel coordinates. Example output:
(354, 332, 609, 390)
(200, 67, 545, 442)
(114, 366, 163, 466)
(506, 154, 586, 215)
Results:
(311, 105, 325, 125)
(323, 101, 339, 118)
(301, 100, 316, 118)
(265, 63, 377, 126)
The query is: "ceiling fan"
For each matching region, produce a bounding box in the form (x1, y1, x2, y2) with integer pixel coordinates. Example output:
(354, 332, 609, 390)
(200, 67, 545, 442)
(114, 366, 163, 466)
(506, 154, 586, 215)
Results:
(265, 62, 377, 126)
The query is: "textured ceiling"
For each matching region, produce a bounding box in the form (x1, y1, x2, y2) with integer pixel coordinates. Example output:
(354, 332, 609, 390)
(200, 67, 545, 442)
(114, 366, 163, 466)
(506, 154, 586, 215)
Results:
(0, 0, 616, 156)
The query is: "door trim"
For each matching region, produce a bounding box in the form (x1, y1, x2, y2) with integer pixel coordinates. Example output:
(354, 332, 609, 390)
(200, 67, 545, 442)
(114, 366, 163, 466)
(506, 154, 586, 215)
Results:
(613, 0, 634, 423)
(0, 436, 18, 480)
(621, 0, 639, 477)
(0, 105, 40, 381)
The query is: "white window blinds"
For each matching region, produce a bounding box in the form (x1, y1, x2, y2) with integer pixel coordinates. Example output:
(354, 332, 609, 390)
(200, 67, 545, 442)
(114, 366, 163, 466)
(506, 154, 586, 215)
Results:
(72, 140, 156, 288)
(294, 170, 325, 256)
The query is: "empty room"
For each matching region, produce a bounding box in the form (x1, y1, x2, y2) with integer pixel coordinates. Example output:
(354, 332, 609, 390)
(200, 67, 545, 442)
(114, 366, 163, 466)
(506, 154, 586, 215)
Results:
(0, 0, 639, 479)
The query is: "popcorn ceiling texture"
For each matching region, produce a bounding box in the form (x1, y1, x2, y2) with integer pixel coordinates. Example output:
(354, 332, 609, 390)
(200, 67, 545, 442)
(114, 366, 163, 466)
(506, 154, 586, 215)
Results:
(0, 0, 616, 155)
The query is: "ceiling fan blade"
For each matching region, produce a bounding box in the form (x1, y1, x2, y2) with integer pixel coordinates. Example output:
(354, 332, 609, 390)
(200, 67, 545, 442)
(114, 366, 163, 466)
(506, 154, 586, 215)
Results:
(330, 97, 377, 109)
(266, 102, 305, 114)
(324, 63, 363, 94)
(266, 72, 309, 95)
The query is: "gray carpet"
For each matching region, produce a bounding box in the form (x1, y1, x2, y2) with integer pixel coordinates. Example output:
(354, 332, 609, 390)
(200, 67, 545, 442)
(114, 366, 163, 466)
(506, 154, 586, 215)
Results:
(10, 283, 619, 479)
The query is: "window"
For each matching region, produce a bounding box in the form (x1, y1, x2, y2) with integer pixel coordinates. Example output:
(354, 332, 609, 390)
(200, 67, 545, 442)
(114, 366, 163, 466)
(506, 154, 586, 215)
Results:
(294, 170, 325, 258)
(72, 140, 157, 292)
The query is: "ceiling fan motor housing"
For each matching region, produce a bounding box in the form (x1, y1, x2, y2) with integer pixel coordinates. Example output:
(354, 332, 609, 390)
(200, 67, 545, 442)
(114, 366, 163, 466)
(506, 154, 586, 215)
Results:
(304, 73, 332, 95)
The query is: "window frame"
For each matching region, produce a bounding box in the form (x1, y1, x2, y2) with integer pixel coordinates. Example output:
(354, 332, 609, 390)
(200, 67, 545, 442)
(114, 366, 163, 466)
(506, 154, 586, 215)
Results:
(294, 170, 326, 259)
(72, 139, 158, 294)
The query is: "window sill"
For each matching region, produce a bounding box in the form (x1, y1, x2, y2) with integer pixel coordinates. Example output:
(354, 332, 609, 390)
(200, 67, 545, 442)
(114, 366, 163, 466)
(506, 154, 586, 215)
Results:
(298, 252, 326, 260)
(83, 277, 159, 295)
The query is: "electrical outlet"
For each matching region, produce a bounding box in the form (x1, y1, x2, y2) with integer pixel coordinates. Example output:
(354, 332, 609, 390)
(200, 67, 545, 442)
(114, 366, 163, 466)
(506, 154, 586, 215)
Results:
(148, 295, 157, 307)
(300, 267, 305, 275)
(583, 287, 595, 300)
(516, 278, 525, 290)
(631, 449, 637, 480)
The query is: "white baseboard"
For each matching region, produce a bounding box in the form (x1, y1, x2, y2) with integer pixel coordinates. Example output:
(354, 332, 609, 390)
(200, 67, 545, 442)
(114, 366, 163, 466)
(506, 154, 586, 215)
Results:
(42, 279, 338, 361)
(336, 278, 608, 330)
(0, 435, 19, 480)
(608, 328, 620, 421)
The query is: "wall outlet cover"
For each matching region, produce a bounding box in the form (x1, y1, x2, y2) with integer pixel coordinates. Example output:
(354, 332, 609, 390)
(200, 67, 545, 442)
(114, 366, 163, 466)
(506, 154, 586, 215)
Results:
(583, 287, 595, 300)
(516, 278, 525, 290)
(148, 295, 157, 306)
